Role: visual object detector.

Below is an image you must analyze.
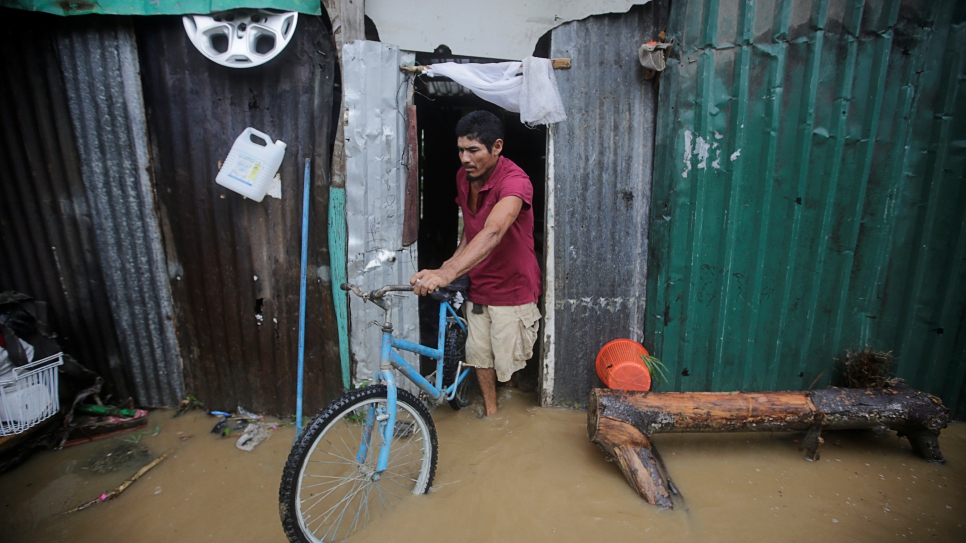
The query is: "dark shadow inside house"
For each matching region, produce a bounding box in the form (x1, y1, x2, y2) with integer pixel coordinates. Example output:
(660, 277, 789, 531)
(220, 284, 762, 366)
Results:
(414, 41, 548, 396)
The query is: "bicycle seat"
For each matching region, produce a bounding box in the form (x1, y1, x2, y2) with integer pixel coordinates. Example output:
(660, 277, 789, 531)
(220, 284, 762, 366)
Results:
(430, 274, 469, 303)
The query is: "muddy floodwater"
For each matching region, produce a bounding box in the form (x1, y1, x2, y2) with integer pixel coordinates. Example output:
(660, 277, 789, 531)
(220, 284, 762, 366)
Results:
(2, 389, 964, 542)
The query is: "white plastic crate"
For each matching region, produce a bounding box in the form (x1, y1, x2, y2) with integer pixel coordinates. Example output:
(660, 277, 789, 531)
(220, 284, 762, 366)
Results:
(0, 352, 63, 436)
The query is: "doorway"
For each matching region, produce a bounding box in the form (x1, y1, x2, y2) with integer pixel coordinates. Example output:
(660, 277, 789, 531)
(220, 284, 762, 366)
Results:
(413, 46, 548, 394)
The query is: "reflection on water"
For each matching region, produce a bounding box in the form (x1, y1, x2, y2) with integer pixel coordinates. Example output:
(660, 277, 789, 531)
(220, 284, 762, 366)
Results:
(1, 388, 964, 542)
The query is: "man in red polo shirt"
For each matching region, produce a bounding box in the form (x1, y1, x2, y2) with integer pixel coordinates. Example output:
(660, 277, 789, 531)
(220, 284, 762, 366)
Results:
(411, 111, 541, 416)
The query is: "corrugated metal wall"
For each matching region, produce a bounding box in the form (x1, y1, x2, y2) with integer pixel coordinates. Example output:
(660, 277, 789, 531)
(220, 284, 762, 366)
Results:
(135, 14, 341, 415)
(546, 2, 668, 407)
(57, 19, 184, 407)
(0, 11, 129, 398)
(342, 41, 419, 390)
(647, 0, 966, 417)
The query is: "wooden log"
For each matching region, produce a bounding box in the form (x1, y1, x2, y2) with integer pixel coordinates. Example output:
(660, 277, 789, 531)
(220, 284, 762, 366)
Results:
(809, 380, 948, 462)
(587, 412, 671, 507)
(588, 380, 949, 506)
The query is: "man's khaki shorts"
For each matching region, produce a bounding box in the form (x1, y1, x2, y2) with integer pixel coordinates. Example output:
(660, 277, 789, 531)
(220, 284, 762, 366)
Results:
(464, 301, 541, 382)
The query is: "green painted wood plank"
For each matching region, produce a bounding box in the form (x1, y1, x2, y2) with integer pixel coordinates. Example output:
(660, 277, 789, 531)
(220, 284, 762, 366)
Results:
(327, 186, 350, 391)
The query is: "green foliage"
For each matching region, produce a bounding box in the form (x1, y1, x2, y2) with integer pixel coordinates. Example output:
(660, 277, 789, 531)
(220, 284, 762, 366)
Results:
(641, 355, 670, 388)
(175, 395, 204, 418)
(124, 425, 162, 443)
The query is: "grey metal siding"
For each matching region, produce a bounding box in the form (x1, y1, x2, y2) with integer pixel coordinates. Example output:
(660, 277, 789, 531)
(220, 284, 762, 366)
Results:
(57, 19, 183, 407)
(547, 2, 668, 407)
(0, 11, 129, 398)
(342, 41, 419, 390)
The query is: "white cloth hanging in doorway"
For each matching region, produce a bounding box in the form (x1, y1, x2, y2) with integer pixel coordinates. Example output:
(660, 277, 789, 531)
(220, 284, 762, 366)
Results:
(423, 57, 567, 126)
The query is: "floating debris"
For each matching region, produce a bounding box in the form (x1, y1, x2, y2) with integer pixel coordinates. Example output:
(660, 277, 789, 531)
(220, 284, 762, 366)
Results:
(65, 450, 173, 514)
(86, 442, 150, 474)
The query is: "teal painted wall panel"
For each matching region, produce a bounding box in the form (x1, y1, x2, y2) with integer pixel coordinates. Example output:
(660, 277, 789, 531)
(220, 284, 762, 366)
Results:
(647, 0, 966, 417)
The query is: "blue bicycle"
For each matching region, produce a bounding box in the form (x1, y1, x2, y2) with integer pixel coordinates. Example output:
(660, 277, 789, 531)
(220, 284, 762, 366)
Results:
(279, 278, 471, 542)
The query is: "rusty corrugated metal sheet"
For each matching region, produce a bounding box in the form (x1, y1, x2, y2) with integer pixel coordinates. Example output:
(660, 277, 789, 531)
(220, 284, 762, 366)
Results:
(342, 41, 419, 390)
(135, 14, 340, 415)
(647, 0, 966, 417)
(0, 10, 129, 398)
(57, 18, 183, 407)
(546, 2, 668, 407)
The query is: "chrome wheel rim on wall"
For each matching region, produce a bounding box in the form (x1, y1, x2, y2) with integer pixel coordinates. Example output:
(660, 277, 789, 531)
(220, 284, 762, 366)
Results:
(182, 10, 298, 68)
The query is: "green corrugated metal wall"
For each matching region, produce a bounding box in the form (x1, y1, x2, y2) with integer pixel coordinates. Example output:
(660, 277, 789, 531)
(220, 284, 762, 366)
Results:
(646, 0, 966, 417)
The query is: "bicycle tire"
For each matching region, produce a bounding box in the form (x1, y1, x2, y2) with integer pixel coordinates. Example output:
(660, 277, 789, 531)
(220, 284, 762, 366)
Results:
(442, 321, 469, 410)
(279, 386, 438, 542)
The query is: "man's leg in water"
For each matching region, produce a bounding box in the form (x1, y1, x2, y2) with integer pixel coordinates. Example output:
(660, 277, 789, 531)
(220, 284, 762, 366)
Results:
(476, 367, 498, 416)
(466, 302, 499, 416)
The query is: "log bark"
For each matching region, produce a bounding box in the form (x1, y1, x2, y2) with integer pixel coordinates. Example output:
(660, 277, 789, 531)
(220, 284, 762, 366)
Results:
(588, 380, 949, 507)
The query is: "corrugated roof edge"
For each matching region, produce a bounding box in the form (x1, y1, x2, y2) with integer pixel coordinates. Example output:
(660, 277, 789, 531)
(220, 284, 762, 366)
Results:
(0, 0, 321, 16)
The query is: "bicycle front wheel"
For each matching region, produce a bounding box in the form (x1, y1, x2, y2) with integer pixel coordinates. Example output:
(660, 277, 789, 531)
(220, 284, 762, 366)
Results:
(279, 386, 438, 542)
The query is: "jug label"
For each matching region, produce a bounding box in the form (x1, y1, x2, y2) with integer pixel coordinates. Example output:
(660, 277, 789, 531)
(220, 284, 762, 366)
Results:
(227, 152, 261, 187)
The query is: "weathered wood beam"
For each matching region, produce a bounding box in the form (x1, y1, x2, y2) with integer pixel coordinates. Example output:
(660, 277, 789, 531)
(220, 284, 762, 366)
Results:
(339, 0, 365, 43)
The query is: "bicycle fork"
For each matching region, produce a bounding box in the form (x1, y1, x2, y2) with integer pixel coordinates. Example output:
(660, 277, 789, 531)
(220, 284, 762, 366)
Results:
(356, 337, 399, 480)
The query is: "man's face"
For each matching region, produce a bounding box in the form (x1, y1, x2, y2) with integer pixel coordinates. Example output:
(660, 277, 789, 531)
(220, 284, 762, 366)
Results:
(457, 136, 503, 181)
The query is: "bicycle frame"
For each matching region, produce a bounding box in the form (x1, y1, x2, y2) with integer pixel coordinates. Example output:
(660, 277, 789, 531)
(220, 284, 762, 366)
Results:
(361, 293, 470, 475)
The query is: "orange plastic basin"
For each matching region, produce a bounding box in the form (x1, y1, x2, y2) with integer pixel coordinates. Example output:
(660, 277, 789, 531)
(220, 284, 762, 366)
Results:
(595, 339, 652, 392)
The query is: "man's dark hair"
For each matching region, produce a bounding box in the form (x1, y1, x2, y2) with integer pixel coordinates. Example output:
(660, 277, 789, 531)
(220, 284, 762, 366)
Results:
(455, 111, 504, 151)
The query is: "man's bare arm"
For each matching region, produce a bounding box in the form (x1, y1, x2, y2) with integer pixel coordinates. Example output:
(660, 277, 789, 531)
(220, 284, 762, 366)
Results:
(410, 196, 523, 295)
(449, 230, 469, 263)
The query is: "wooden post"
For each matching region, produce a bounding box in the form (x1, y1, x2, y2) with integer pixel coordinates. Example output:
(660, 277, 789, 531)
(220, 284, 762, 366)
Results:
(322, 0, 365, 389)
(402, 104, 418, 246)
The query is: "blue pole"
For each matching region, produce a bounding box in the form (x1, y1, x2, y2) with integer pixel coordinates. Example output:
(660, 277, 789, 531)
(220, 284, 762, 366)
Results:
(296, 158, 311, 440)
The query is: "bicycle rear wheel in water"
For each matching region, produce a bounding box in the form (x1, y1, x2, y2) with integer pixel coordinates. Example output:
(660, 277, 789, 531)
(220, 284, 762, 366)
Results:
(442, 321, 469, 410)
(279, 386, 437, 542)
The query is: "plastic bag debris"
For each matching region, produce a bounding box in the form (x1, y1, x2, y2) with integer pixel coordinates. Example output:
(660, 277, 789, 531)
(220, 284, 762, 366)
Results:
(237, 406, 263, 421)
(236, 422, 277, 451)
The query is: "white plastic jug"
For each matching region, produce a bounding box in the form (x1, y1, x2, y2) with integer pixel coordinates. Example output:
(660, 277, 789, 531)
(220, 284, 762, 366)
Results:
(216, 128, 287, 202)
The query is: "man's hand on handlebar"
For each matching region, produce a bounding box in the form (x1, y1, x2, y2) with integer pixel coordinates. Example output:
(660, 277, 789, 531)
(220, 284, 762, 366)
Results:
(410, 269, 453, 296)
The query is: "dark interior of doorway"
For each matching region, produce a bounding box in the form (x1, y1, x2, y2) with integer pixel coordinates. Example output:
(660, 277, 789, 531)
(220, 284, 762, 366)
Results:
(414, 40, 549, 394)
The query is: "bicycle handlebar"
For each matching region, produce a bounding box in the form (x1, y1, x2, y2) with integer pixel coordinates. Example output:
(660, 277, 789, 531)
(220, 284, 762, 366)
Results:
(340, 283, 414, 300)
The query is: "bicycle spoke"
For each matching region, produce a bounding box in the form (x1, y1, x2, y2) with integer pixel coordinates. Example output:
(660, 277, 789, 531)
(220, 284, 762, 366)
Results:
(382, 472, 421, 492)
(309, 436, 359, 465)
(313, 475, 366, 537)
(300, 473, 359, 517)
(321, 476, 371, 540)
(348, 478, 373, 536)
(373, 479, 402, 509)
(384, 440, 424, 464)
(298, 474, 360, 493)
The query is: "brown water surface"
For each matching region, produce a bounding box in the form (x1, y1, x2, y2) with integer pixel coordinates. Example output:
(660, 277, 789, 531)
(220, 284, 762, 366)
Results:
(2, 388, 964, 542)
